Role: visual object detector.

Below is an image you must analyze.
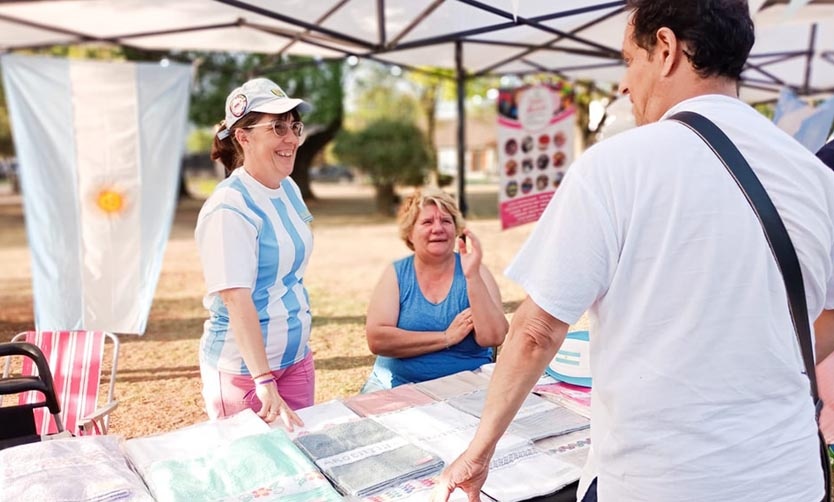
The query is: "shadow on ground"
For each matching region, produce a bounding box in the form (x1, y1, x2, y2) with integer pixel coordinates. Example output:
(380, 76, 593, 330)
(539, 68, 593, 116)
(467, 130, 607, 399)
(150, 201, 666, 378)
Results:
(315, 354, 376, 370)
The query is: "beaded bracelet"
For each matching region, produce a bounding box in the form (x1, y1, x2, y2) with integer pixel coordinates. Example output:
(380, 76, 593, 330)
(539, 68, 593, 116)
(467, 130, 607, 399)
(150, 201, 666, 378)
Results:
(252, 371, 272, 380)
(443, 330, 451, 349)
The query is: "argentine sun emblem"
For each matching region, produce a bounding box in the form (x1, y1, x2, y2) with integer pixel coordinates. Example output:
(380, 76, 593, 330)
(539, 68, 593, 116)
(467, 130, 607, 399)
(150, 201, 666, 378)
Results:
(95, 188, 126, 215)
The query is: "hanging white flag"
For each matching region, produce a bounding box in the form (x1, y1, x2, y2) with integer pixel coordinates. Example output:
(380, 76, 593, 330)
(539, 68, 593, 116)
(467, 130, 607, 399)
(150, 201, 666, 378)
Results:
(1, 54, 191, 334)
(773, 87, 834, 153)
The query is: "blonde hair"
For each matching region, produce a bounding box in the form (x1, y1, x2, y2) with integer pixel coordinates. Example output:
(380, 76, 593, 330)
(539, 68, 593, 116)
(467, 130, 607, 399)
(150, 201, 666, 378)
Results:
(398, 187, 465, 251)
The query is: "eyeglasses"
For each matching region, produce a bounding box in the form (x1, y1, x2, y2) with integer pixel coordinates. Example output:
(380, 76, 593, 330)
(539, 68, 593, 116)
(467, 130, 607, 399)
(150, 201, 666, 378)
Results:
(245, 120, 304, 138)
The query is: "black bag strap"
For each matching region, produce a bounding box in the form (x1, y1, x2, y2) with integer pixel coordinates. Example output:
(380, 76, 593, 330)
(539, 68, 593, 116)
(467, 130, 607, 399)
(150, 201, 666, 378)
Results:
(669, 111, 819, 402)
(669, 110, 830, 501)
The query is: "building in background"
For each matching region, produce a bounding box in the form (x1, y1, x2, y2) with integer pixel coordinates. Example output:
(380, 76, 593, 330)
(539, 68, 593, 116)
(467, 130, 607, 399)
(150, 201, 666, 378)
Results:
(434, 107, 499, 183)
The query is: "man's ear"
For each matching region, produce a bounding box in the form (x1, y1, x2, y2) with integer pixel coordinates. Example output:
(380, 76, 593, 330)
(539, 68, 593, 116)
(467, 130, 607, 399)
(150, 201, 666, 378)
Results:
(655, 27, 680, 77)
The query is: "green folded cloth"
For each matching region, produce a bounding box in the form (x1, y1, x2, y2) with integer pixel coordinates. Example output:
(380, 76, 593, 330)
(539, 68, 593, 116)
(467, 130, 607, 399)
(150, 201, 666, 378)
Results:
(145, 428, 342, 502)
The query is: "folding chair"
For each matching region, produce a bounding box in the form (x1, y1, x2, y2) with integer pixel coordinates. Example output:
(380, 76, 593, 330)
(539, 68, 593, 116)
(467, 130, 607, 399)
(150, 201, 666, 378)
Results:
(0, 341, 62, 450)
(4, 331, 119, 436)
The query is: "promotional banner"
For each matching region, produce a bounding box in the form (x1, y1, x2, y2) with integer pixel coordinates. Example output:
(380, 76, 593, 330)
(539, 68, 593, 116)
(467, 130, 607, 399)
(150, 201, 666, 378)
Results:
(2, 54, 192, 333)
(497, 83, 576, 230)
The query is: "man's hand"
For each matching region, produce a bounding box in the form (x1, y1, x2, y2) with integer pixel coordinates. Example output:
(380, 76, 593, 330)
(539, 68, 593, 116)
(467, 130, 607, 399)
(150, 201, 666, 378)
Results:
(431, 448, 492, 502)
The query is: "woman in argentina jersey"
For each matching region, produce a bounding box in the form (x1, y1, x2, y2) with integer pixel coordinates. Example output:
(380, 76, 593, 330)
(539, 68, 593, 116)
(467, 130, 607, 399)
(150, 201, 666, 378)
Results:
(195, 77, 315, 430)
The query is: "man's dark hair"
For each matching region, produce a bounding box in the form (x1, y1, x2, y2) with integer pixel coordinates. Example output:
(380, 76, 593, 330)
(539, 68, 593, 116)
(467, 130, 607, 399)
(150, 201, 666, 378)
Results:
(625, 0, 755, 80)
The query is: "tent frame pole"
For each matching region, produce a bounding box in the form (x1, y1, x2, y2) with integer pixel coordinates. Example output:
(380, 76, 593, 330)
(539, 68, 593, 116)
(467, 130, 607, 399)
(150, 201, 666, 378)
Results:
(455, 39, 468, 217)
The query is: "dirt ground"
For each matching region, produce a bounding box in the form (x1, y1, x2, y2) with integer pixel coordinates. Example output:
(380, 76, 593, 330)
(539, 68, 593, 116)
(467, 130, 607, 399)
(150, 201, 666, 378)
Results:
(0, 182, 544, 438)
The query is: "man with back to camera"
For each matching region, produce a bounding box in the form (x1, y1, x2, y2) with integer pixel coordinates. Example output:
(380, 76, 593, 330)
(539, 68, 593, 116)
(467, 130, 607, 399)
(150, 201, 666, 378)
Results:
(432, 1, 834, 501)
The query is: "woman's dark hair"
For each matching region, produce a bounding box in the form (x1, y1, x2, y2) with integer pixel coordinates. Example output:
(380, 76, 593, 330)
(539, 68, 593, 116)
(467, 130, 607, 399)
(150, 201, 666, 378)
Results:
(210, 109, 302, 176)
(625, 0, 754, 80)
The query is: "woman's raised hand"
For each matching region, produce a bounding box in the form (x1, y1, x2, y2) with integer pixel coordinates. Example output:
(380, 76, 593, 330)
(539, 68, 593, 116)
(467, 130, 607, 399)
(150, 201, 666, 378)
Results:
(457, 229, 483, 278)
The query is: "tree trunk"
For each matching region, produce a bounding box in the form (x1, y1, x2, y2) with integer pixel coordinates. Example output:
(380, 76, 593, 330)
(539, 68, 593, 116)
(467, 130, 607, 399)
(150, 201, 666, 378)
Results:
(420, 84, 440, 186)
(374, 182, 396, 216)
(178, 167, 190, 199)
(292, 113, 343, 200)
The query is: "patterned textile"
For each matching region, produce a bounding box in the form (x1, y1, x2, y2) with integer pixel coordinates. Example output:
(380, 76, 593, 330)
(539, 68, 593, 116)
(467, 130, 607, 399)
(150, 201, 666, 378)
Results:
(124, 410, 340, 502)
(534, 429, 592, 469)
(141, 429, 341, 501)
(481, 444, 579, 502)
(373, 401, 528, 462)
(533, 381, 592, 419)
(446, 389, 589, 441)
(0, 435, 153, 502)
(286, 399, 360, 440)
(355, 474, 472, 502)
(294, 418, 444, 497)
(343, 384, 435, 417)
(374, 401, 577, 502)
(413, 370, 490, 401)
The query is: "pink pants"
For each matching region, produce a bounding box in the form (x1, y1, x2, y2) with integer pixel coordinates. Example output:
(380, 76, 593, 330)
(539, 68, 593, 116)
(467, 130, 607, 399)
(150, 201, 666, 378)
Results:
(201, 351, 315, 420)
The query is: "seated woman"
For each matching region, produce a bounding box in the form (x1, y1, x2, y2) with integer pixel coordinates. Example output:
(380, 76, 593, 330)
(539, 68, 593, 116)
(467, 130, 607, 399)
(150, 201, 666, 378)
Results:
(362, 188, 509, 392)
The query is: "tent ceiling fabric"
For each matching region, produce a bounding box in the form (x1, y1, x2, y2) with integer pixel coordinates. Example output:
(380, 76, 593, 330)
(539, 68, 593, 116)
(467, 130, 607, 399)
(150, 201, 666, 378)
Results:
(0, 0, 833, 100)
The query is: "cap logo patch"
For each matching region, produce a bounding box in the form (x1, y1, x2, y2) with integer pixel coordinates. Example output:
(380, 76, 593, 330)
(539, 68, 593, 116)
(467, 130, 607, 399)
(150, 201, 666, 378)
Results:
(271, 87, 287, 99)
(229, 93, 248, 117)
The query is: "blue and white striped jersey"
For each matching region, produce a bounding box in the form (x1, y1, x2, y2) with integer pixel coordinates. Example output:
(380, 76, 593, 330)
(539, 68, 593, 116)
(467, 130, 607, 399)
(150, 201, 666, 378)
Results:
(195, 168, 313, 374)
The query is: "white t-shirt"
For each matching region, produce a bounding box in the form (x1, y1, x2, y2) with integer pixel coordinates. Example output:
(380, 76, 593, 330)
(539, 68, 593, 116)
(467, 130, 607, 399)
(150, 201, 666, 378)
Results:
(195, 168, 314, 374)
(507, 95, 834, 502)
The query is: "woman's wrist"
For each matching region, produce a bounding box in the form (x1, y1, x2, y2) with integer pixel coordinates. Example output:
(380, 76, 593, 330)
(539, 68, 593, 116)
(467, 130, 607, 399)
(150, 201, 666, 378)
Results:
(252, 370, 272, 380)
(443, 330, 451, 349)
(255, 376, 277, 386)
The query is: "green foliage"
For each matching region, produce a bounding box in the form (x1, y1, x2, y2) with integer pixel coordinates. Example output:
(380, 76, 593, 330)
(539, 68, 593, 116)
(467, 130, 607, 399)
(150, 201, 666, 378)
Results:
(0, 76, 13, 157)
(332, 118, 432, 187)
(754, 102, 775, 121)
(186, 128, 215, 154)
(348, 61, 420, 128)
(437, 173, 454, 188)
(188, 53, 344, 128)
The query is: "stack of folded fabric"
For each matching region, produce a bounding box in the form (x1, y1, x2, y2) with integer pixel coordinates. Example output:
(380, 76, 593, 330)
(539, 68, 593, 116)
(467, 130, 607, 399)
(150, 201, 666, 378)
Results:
(375, 401, 577, 502)
(125, 409, 342, 501)
(0, 435, 153, 502)
(534, 429, 592, 470)
(373, 401, 528, 462)
(285, 399, 361, 440)
(481, 443, 580, 501)
(351, 474, 472, 502)
(447, 389, 589, 441)
(533, 381, 592, 418)
(342, 384, 435, 417)
(413, 370, 491, 401)
(294, 417, 444, 497)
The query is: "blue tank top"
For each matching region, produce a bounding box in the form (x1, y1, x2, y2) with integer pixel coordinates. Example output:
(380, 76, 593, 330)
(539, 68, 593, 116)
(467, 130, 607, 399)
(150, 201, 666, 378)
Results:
(369, 254, 493, 388)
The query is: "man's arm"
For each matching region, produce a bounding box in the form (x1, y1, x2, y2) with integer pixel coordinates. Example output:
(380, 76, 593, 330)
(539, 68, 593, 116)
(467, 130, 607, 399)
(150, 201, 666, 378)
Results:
(432, 295, 569, 501)
(814, 309, 834, 363)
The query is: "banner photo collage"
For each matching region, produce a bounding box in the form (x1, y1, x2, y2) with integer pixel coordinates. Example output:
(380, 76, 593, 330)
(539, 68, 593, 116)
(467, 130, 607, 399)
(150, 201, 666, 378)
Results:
(497, 83, 576, 230)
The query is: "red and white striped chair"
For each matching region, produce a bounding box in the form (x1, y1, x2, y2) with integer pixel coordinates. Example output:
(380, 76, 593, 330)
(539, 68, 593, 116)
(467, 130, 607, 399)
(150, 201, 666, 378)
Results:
(5, 331, 119, 436)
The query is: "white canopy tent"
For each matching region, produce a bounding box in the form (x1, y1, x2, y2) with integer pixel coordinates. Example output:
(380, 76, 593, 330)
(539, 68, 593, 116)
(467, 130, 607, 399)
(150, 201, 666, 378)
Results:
(2, 0, 833, 209)
(1, 0, 833, 97)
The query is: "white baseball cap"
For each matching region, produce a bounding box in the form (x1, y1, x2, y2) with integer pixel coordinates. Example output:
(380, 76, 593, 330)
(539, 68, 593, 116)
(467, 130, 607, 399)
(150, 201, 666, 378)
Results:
(217, 77, 312, 139)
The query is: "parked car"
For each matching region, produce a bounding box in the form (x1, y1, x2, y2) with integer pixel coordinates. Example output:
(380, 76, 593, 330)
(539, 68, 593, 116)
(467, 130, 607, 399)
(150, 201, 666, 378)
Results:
(310, 164, 355, 183)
